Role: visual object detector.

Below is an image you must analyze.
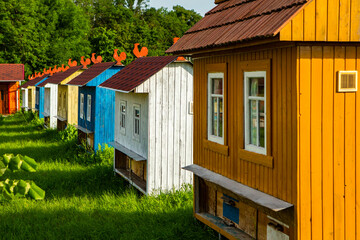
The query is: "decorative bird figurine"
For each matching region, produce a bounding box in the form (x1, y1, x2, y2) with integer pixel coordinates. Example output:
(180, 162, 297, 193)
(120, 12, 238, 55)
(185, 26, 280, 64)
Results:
(80, 56, 91, 69)
(61, 64, 69, 72)
(133, 43, 148, 58)
(53, 65, 59, 73)
(48, 67, 54, 76)
(91, 53, 102, 64)
(113, 49, 126, 66)
(172, 38, 186, 61)
(28, 75, 32, 80)
(68, 58, 77, 67)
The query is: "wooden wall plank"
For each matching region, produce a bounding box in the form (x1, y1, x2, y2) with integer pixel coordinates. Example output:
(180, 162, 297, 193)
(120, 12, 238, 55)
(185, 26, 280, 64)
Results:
(344, 46, 356, 240)
(161, 66, 169, 189)
(298, 46, 312, 240)
(303, 0, 316, 41)
(328, 0, 340, 41)
(350, 0, 360, 41)
(333, 46, 345, 240)
(356, 47, 360, 240)
(339, 0, 351, 41)
(322, 46, 335, 240)
(315, 0, 327, 41)
(310, 46, 323, 240)
(292, 11, 304, 41)
(167, 64, 175, 189)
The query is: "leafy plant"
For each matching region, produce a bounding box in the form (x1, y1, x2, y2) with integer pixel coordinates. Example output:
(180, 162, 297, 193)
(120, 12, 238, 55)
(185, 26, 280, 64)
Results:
(58, 124, 78, 142)
(0, 154, 45, 201)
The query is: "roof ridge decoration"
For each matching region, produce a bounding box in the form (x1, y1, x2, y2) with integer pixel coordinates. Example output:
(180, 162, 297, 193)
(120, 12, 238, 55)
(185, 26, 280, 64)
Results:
(80, 56, 91, 69)
(113, 49, 127, 66)
(173, 38, 187, 61)
(133, 43, 148, 58)
(91, 53, 103, 64)
(68, 58, 77, 67)
(188, 0, 309, 35)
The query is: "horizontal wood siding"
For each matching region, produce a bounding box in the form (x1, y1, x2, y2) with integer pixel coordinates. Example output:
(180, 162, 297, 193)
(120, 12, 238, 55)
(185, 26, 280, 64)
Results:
(280, 0, 360, 42)
(297, 45, 360, 239)
(193, 46, 297, 204)
(138, 62, 193, 194)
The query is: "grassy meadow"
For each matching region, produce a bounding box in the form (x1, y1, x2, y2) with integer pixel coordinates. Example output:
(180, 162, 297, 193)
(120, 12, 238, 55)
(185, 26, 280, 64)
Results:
(0, 113, 216, 240)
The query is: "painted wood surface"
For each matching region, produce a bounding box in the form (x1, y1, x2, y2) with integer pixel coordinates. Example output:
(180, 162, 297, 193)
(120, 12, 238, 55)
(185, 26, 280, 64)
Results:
(58, 85, 79, 125)
(7, 82, 20, 114)
(28, 87, 34, 110)
(280, 0, 360, 42)
(42, 84, 58, 129)
(78, 67, 122, 151)
(297, 45, 360, 240)
(114, 92, 148, 159)
(135, 62, 194, 194)
(36, 86, 45, 119)
(21, 88, 28, 110)
(192, 46, 297, 206)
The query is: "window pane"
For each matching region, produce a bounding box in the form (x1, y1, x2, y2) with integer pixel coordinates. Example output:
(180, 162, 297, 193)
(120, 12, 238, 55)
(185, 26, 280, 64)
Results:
(250, 100, 257, 145)
(211, 78, 223, 95)
(121, 105, 126, 113)
(219, 97, 223, 137)
(212, 97, 218, 136)
(249, 77, 265, 97)
(135, 109, 140, 118)
(259, 101, 265, 147)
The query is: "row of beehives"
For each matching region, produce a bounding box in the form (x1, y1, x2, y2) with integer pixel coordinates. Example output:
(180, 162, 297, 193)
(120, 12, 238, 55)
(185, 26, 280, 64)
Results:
(21, 43, 194, 195)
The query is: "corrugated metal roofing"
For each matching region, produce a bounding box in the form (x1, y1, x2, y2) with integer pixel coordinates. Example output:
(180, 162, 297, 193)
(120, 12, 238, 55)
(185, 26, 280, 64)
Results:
(0, 64, 24, 81)
(100, 56, 178, 92)
(20, 75, 49, 88)
(38, 66, 83, 87)
(67, 62, 115, 86)
(166, 0, 309, 54)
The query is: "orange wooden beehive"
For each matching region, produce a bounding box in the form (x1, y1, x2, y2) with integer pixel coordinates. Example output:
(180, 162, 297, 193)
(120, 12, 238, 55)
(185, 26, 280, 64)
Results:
(166, 0, 360, 239)
(0, 64, 24, 114)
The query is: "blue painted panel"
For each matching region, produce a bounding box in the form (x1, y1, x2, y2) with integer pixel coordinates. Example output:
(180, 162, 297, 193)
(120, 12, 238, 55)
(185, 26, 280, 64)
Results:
(38, 87, 45, 119)
(86, 66, 123, 87)
(35, 87, 40, 110)
(222, 194, 240, 224)
(94, 87, 115, 151)
(34, 77, 48, 87)
(78, 86, 95, 132)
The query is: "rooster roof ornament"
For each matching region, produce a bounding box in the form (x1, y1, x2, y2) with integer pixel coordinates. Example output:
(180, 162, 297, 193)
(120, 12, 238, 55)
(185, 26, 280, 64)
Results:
(113, 49, 126, 66)
(91, 53, 102, 64)
(133, 43, 148, 58)
(80, 56, 91, 69)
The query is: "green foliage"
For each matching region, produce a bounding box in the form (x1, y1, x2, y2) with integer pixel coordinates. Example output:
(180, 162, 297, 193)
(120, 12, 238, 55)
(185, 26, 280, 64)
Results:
(1, 0, 201, 76)
(0, 154, 45, 201)
(58, 124, 78, 142)
(30, 112, 44, 129)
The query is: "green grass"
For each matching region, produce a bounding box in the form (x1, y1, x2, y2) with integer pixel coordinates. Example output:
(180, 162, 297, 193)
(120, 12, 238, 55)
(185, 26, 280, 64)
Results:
(0, 113, 216, 240)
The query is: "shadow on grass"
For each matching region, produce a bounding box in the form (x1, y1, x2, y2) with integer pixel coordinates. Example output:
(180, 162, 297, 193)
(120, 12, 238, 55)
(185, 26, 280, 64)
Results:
(0, 206, 215, 240)
(0, 131, 58, 144)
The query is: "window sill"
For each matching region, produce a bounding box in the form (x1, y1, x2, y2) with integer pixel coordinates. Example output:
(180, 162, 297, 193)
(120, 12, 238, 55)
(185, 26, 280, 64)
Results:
(238, 149, 273, 168)
(203, 139, 229, 156)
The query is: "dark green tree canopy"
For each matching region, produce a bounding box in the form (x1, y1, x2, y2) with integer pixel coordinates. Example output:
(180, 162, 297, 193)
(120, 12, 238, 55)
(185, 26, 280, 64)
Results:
(0, 0, 201, 77)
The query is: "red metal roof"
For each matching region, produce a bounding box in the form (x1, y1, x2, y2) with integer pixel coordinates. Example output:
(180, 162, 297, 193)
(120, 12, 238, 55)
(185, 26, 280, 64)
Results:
(38, 66, 83, 87)
(166, 0, 309, 54)
(67, 62, 115, 86)
(100, 56, 178, 92)
(0, 64, 24, 81)
(20, 74, 49, 88)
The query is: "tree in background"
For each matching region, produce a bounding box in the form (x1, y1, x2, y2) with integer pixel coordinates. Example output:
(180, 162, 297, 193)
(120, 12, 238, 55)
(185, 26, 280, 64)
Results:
(0, 0, 201, 77)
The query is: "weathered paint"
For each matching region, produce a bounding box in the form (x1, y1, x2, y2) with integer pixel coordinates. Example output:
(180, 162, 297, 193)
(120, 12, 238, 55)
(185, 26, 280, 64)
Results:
(113, 62, 194, 194)
(21, 88, 28, 110)
(33, 77, 48, 115)
(43, 83, 58, 128)
(78, 66, 122, 151)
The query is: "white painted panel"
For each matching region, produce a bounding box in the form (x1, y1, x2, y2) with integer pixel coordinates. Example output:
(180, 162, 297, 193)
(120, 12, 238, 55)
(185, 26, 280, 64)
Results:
(167, 64, 175, 189)
(185, 63, 194, 184)
(161, 66, 169, 190)
(49, 84, 58, 129)
(44, 88, 50, 114)
(148, 75, 156, 192)
(179, 64, 187, 186)
(173, 64, 181, 190)
(114, 92, 149, 159)
(154, 70, 163, 190)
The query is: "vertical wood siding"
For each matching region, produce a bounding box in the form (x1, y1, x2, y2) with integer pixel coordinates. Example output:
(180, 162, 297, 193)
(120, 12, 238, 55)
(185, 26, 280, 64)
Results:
(136, 62, 194, 194)
(193, 46, 297, 204)
(22, 89, 28, 109)
(297, 45, 360, 240)
(280, 0, 360, 42)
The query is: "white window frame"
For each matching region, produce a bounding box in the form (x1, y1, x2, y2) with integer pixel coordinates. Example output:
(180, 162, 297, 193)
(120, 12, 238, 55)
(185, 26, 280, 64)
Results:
(80, 93, 84, 119)
(133, 104, 140, 141)
(244, 71, 266, 155)
(87, 94, 91, 122)
(119, 100, 126, 135)
(207, 72, 224, 145)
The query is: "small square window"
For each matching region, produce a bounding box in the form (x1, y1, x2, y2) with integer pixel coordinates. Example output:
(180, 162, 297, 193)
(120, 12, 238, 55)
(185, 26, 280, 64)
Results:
(80, 93, 84, 119)
(87, 95, 92, 122)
